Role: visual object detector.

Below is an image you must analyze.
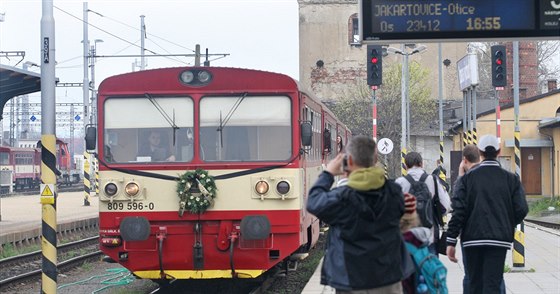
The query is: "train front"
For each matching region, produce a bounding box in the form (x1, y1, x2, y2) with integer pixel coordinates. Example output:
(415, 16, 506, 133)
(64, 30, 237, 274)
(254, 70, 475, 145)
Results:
(94, 67, 317, 281)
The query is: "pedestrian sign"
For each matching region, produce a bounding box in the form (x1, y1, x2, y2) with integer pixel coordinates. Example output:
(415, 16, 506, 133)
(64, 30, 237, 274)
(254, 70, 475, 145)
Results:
(40, 183, 55, 204)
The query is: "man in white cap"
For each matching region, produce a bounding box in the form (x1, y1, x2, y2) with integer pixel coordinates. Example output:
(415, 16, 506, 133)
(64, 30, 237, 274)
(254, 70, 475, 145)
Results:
(446, 134, 528, 294)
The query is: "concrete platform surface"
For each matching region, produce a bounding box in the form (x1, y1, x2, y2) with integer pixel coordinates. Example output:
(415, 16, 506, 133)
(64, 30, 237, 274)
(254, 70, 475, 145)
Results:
(0, 191, 98, 237)
(303, 224, 560, 294)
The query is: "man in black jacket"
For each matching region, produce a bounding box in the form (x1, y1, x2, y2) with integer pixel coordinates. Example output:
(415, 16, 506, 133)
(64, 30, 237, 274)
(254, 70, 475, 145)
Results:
(446, 134, 528, 294)
(307, 135, 405, 293)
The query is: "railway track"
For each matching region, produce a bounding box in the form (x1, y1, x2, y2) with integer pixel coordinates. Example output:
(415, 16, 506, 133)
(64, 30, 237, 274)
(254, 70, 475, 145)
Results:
(0, 236, 101, 288)
(524, 218, 560, 231)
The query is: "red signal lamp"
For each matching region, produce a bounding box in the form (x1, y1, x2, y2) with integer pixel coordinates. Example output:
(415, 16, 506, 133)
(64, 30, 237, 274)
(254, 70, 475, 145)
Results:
(496, 58, 503, 65)
(371, 57, 378, 63)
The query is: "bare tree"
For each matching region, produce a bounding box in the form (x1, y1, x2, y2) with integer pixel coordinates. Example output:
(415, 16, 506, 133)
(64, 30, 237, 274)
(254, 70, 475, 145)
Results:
(327, 62, 434, 178)
(537, 41, 560, 92)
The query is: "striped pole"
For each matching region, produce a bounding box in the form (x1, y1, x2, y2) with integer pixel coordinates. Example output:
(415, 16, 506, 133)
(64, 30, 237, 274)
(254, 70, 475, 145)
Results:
(41, 135, 58, 294)
(40, 2, 57, 292)
(462, 132, 468, 147)
(83, 152, 91, 206)
(372, 87, 377, 142)
(95, 157, 100, 195)
(496, 91, 501, 143)
(467, 130, 472, 144)
(472, 128, 478, 145)
(401, 148, 407, 176)
(512, 41, 525, 268)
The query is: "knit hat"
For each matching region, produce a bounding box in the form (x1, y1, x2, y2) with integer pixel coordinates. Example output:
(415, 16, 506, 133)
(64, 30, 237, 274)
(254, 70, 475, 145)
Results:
(400, 193, 419, 232)
(404, 193, 416, 215)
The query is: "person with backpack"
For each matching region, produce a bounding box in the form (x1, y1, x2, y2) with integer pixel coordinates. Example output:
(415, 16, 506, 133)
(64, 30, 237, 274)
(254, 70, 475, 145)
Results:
(396, 151, 451, 256)
(400, 193, 448, 294)
(447, 135, 528, 293)
(307, 135, 406, 293)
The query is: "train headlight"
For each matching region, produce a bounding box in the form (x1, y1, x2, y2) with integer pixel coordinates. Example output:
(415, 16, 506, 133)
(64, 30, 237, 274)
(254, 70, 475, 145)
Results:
(198, 70, 212, 83)
(255, 180, 269, 195)
(180, 71, 194, 83)
(104, 183, 118, 197)
(276, 180, 290, 195)
(125, 182, 140, 197)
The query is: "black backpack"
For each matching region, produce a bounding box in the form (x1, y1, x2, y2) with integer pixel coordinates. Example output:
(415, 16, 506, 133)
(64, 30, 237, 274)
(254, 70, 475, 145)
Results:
(405, 173, 434, 229)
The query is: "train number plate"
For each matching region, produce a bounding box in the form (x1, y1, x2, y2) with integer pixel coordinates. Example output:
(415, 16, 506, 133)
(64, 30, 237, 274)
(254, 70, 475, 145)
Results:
(106, 202, 155, 211)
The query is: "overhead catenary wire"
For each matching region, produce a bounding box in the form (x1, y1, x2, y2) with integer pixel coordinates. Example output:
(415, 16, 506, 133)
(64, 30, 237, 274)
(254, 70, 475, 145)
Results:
(54, 6, 197, 66)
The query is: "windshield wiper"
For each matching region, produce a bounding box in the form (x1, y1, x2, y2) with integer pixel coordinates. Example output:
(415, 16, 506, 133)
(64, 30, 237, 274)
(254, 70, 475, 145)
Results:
(217, 92, 248, 148)
(145, 93, 179, 145)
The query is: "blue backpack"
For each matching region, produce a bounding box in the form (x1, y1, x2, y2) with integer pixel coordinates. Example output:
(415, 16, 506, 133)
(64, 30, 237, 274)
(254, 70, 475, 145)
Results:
(405, 242, 448, 294)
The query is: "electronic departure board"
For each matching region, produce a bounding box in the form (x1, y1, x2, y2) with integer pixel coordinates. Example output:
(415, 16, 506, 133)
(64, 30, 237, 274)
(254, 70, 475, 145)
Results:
(360, 0, 560, 43)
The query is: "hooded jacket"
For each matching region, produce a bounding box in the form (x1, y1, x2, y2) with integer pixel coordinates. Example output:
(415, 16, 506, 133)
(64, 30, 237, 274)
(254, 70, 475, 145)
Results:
(307, 167, 405, 290)
(447, 159, 528, 248)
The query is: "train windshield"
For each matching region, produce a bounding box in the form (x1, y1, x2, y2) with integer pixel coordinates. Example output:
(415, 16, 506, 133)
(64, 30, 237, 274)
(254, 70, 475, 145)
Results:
(103, 96, 194, 163)
(200, 95, 292, 161)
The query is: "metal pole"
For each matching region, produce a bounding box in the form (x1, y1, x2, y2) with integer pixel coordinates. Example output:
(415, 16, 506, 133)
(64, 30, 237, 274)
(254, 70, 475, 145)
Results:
(512, 41, 525, 269)
(195, 44, 201, 66)
(462, 90, 467, 147)
(405, 53, 410, 149)
(82, 2, 89, 127)
(40, 0, 58, 292)
(372, 87, 377, 142)
(472, 86, 478, 144)
(140, 15, 146, 70)
(401, 44, 407, 175)
(438, 43, 446, 181)
(496, 90, 501, 143)
(467, 87, 472, 144)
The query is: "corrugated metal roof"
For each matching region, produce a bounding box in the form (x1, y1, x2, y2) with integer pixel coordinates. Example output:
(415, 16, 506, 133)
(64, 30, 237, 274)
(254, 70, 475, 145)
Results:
(0, 64, 41, 120)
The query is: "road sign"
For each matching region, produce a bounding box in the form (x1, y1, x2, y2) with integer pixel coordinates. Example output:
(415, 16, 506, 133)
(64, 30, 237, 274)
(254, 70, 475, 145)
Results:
(360, 0, 560, 43)
(30, 115, 36, 122)
(75, 114, 81, 121)
(377, 138, 394, 155)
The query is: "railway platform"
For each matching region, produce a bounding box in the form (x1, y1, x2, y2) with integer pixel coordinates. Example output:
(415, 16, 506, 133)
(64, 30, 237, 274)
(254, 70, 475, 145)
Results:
(0, 191, 98, 246)
(302, 220, 560, 294)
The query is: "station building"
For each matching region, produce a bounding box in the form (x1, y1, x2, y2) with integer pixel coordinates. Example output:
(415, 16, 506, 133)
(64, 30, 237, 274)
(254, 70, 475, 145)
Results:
(450, 87, 560, 197)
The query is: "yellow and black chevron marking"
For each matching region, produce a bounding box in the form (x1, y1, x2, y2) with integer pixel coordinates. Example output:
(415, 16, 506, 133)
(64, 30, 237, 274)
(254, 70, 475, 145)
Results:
(513, 223, 525, 267)
(462, 132, 468, 147)
(439, 138, 444, 165)
(467, 130, 472, 144)
(401, 148, 407, 176)
(472, 128, 478, 145)
(514, 131, 521, 177)
(95, 158, 100, 195)
(40, 135, 57, 293)
(83, 152, 91, 206)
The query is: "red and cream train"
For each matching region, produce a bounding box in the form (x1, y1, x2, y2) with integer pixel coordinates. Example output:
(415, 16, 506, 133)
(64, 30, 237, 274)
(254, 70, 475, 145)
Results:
(87, 67, 350, 282)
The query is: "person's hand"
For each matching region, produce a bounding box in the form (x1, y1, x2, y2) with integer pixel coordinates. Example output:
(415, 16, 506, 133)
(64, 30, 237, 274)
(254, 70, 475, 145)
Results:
(325, 153, 345, 176)
(458, 160, 467, 177)
(447, 246, 458, 263)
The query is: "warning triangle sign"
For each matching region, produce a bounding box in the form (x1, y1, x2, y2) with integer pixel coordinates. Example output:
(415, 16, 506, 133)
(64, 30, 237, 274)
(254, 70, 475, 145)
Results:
(41, 184, 54, 196)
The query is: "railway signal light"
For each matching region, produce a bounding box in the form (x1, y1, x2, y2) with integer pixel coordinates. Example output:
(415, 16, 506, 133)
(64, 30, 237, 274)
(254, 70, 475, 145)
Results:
(367, 45, 383, 86)
(491, 45, 507, 88)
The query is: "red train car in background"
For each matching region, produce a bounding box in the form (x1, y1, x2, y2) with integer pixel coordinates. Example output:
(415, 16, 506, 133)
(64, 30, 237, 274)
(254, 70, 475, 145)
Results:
(87, 66, 350, 283)
(0, 139, 80, 193)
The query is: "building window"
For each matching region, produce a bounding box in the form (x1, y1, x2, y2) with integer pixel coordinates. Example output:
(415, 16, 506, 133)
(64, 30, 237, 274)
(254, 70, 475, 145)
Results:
(348, 14, 360, 46)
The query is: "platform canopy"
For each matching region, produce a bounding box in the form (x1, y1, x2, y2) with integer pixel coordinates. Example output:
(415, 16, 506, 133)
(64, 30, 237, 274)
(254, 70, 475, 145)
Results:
(0, 64, 41, 120)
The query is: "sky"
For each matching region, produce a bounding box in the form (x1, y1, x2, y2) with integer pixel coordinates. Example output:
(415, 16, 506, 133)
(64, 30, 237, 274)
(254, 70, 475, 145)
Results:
(0, 0, 299, 134)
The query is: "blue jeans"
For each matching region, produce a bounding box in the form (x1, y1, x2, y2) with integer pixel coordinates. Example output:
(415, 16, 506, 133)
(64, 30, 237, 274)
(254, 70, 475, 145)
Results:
(461, 243, 506, 294)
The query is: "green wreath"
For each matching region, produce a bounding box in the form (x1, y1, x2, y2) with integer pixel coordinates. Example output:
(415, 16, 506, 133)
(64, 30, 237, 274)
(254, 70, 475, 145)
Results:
(177, 169, 217, 216)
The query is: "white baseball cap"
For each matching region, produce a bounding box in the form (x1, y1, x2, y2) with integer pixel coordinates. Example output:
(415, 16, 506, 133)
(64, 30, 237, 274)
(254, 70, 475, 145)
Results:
(477, 134, 500, 151)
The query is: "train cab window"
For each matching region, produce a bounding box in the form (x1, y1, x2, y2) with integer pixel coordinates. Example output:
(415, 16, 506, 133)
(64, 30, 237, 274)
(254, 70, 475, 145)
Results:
(103, 96, 194, 163)
(0, 152, 8, 165)
(199, 95, 292, 162)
